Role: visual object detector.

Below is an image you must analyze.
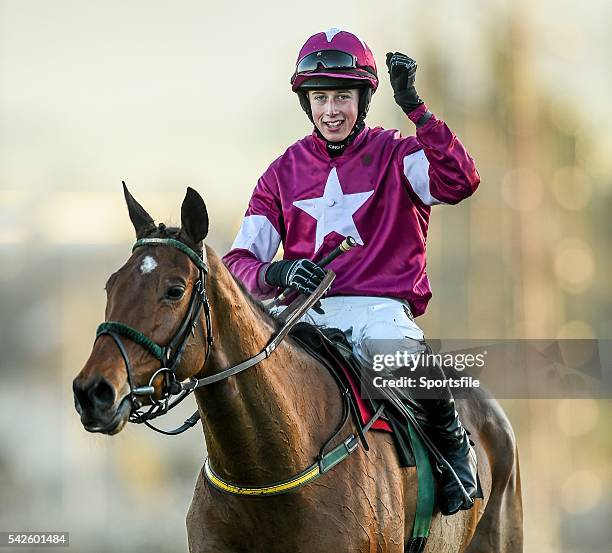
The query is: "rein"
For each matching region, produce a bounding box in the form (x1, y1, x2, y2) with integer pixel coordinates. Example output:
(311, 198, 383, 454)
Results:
(95, 237, 384, 495)
(95, 237, 329, 433)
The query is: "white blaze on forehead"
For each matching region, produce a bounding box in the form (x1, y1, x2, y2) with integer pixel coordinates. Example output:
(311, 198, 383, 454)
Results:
(139, 255, 158, 274)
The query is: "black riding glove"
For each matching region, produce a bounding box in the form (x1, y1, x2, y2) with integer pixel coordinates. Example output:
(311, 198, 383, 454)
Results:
(265, 259, 326, 296)
(386, 52, 424, 115)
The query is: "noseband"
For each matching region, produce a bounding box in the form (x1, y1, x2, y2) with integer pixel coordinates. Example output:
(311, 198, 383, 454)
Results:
(96, 238, 214, 433)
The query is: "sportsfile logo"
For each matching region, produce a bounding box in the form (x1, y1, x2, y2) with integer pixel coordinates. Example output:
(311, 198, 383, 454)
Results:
(371, 350, 487, 372)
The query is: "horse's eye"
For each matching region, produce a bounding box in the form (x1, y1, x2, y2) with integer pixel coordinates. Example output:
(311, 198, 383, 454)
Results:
(166, 286, 185, 300)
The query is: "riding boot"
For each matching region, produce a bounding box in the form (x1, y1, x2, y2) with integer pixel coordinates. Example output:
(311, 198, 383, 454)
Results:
(414, 395, 478, 516)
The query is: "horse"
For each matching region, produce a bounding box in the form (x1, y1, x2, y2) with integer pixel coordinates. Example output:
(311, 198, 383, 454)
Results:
(73, 186, 523, 552)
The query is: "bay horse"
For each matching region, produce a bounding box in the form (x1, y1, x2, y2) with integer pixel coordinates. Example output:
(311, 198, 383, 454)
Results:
(73, 186, 523, 552)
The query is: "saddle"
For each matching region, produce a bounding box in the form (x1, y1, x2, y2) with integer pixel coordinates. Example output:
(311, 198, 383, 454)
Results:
(289, 321, 421, 467)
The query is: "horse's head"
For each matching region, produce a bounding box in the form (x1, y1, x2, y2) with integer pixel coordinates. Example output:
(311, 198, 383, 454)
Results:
(73, 184, 211, 434)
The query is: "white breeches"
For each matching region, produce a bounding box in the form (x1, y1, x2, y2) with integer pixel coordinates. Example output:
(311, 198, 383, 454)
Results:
(275, 296, 427, 369)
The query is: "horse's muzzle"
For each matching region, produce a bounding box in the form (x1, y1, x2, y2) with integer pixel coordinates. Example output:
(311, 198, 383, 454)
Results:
(73, 376, 131, 434)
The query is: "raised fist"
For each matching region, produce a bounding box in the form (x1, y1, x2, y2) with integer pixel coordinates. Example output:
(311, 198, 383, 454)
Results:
(386, 52, 424, 115)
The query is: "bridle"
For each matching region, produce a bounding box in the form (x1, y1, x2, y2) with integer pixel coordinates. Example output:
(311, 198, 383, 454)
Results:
(95, 238, 214, 433)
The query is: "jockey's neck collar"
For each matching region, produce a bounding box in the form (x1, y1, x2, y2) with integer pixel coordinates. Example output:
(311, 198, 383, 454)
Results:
(313, 121, 367, 158)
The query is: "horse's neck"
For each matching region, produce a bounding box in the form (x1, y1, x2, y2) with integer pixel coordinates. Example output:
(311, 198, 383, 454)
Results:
(194, 249, 341, 484)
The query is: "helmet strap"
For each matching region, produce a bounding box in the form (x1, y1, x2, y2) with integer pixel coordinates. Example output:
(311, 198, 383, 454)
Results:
(297, 89, 314, 123)
(357, 87, 372, 121)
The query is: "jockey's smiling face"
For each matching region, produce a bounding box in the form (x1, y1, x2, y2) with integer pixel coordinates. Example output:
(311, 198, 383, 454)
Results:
(308, 89, 359, 142)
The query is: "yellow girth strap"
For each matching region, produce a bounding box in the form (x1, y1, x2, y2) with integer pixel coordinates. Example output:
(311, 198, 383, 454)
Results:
(203, 435, 359, 497)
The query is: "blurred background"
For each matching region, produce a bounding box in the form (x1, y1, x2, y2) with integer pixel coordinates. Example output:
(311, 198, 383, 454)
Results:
(1, 0, 610, 551)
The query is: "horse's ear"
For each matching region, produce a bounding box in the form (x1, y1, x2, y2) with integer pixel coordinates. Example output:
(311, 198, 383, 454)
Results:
(123, 181, 155, 238)
(181, 187, 209, 244)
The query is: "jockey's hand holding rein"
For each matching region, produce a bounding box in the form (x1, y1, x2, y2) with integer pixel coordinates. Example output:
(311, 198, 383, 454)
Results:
(265, 259, 326, 296)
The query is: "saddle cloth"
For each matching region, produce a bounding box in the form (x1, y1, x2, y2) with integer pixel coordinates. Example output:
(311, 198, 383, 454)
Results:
(341, 361, 392, 432)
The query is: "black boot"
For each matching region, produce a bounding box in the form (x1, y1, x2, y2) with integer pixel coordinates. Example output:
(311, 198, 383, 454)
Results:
(415, 396, 478, 515)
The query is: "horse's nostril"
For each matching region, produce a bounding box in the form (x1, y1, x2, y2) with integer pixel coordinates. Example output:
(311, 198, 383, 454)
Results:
(73, 379, 88, 410)
(73, 377, 116, 413)
(89, 379, 116, 409)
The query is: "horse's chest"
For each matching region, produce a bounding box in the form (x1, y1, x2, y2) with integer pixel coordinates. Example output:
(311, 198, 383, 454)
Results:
(187, 477, 405, 553)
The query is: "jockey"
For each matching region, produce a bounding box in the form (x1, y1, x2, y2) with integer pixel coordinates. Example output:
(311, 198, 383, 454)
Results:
(222, 28, 479, 515)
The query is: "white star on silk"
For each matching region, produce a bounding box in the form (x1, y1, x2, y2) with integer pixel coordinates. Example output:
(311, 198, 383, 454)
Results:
(293, 168, 373, 254)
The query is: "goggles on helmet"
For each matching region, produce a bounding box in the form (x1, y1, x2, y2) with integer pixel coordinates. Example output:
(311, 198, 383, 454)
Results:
(294, 49, 359, 75)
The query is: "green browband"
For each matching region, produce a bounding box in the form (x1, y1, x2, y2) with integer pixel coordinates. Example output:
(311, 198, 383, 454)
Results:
(132, 238, 208, 272)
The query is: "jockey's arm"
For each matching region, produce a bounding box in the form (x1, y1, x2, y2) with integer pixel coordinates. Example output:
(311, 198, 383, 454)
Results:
(386, 52, 480, 206)
(222, 166, 284, 300)
(399, 103, 481, 207)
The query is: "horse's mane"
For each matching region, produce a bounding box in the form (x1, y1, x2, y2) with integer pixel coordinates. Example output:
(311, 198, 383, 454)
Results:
(229, 274, 282, 332)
